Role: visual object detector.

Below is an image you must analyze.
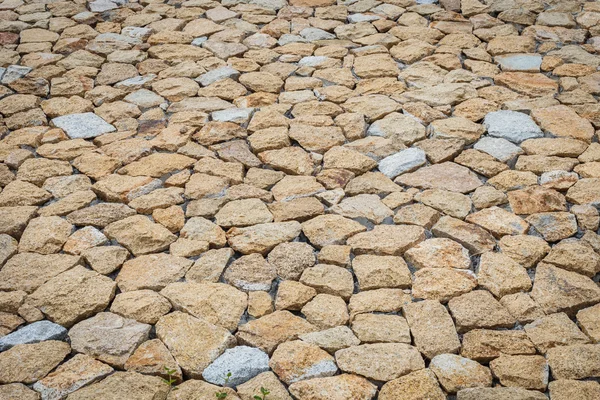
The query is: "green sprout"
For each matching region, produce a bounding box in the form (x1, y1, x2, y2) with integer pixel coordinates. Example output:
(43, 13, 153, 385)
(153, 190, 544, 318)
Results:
(162, 366, 179, 391)
(253, 386, 270, 400)
(215, 372, 232, 399)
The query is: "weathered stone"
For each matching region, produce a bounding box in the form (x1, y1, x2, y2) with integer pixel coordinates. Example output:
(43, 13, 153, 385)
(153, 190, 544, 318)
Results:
(461, 329, 537, 362)
(203, 346, 269, 386)
(51, 112, 115, 139)
(288, 374, 377, 400)
(336, 343, 424, 381)
(448, 290, 516, 332)
(155, 312, 236, 378)
(0, 341, 70, 384)
(270, 340, 337, 384)
(236, 311, 317, 354)
(531, 263, 600, 315)
(64, 372, 169, 400)
(33, 354, 113, 400)
(430, 354, 492, 393)
(396, 162, 482, 193)
(161, 282, 247, 330)
(29, 266, 116, 327)
(104, 215, 177, 256)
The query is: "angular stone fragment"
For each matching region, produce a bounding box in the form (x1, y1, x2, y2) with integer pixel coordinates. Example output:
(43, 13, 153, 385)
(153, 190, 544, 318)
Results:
(397, 162, 482, 194)
(300, 264, 354, 300)
(430, 354, 492, 393)
(477, 252, 532, 297)
(125, 338, 181, 382)
(299, 326, 360, 354)
(104, 215, 176, 255)
(110, 290, 171, 325)
(268, 242, 316, 280)
(227, 221, 302, 255)
(490, 355, 548, 390)
(236, 371, 292, 400)
(336, 343, 424, 382)
(498, 234, 550, 268)
(457, 387, 548, 400)
(525, 212, 577, 242)
(404, 238, 471, 270)
(51, 112, 115, 139)
(352, 255, 411, 290)
(483, 110, 543, 143)
(18, 216, 73, 254)
(270, 340, 337, 384)
(0, 320, 66, 352)
(412, 268, 477, 302)
(0, 341, 70, 385)
(116, 253, 192, 292)
(0, 253, 81, 294)
(531, 105, 595, 143)
(288, 374, 377, 400)
(448, 290, 516, 333)
(524, 313, 590, 353)
(330, 194, 393, 224)
(546, 344, 600, 380)
(64, 372, 169, 400)
(156, 312, 236, 378)
(403, 300, 461, 359)
(461, 329, 537, 362)
(161, 282, 247, 330)
(548, 379, 600, 400)
(29, 266, 116, 327)
(347, 224, 425, 256)
(379, 369, 446, 400)
(378, 148, 426, 179)
(203, 346, 269, 387)
(432, 216, 496, 255)
(531, 264, 600, 315)
(33, 354, 113, 400)
(507, 186, 567, 215)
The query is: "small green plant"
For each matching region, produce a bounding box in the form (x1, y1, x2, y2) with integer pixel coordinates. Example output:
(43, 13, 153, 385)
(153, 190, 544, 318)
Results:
(162, 366, 179, 391)
(215, 372, 232, 399)
(253, 387, 270, 400)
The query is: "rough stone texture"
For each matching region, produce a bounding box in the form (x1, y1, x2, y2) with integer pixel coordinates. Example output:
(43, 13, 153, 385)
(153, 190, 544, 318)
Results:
(0, 320, 67, 351)
(270, 340, 338, 384)
(69, 312, 151, 368)
(202, 346, 269, 386)
(0, 341, 70, 384)
(2, 1, 600, 396)
(155, 312, 235, 379)
(430, 353, 492, 393)
(64, 372, 169, 400)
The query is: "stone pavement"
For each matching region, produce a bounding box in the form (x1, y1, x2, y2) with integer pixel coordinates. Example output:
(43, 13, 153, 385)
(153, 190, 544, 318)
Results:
(1, 0, 600, 399)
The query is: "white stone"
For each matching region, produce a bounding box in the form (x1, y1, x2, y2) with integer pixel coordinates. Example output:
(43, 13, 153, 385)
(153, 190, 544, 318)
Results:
(212, 108, 254, 124)
(483, 110, 543, 143)
(378, 148, 427, 179)
(124, 89, 165, 108)
(474, 137, 523, 162)
(196, 66, 240, 87)
(300, 28, 336, 41)
(0, 65, 32, 84)
(51, 113, 116, 139)
(202, 346, 270, 387)
(496, 54, 542, 72)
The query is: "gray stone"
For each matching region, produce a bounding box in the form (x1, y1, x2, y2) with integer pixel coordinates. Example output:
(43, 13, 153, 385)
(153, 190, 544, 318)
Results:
(196, 66, 240, 87)
(299, 28, 335, 41)
(202, 345, 270, 387)
(474, 137, 523, 162)
(0, 321, 67, 351)
(496, 54, 542, 72)
(483, 111, 543, 143)
(212, 108, 253, 124)
(89, 0, 119, 12)
(123, 89, 165, 108)
(51, 113, 116, 139)
(378, 148, 426, 179)
(0, 65, 32, 84)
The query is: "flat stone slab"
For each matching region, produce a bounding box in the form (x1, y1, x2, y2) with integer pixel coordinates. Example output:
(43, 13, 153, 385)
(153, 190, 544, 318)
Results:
(496, 53, 542, 72)
(483, 110, 543, 144)
(51, 113, 116, 139)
